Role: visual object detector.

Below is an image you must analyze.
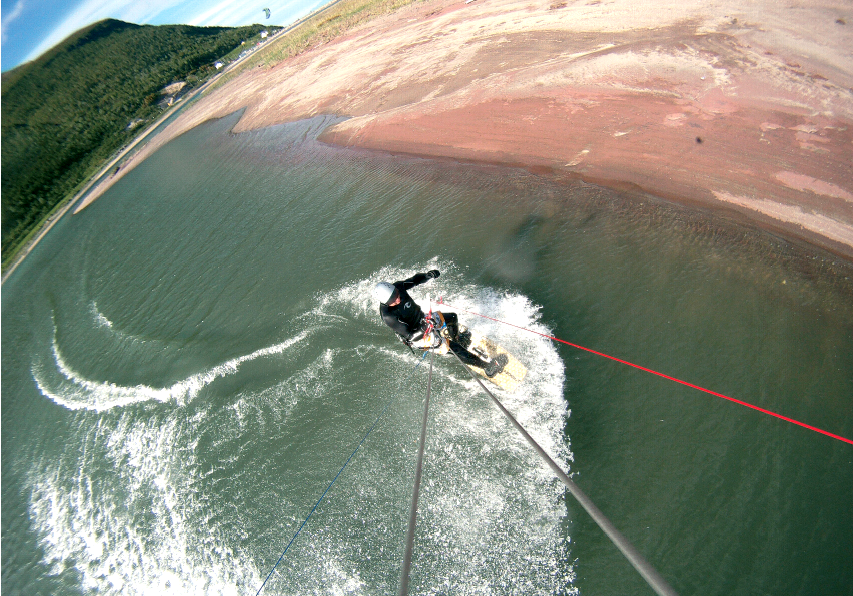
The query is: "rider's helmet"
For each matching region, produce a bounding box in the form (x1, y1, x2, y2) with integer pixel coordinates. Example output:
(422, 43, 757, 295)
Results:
(373, 282, 398, 305)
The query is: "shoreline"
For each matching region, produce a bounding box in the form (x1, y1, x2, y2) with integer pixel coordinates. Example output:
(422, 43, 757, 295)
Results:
(331, 139, 853, 262)
(70, 0, 853, 260)
(327, 140, 853, 287)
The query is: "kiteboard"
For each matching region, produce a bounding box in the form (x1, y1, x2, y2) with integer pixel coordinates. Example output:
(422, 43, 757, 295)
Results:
(416, 297, 527, 391)
(463, 328, 527, 392)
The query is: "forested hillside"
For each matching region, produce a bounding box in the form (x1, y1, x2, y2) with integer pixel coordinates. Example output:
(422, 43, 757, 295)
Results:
(1, 19, 270, 263)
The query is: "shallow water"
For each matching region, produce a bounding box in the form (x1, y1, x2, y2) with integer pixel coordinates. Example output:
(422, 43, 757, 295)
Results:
(2, 111, 852, 596)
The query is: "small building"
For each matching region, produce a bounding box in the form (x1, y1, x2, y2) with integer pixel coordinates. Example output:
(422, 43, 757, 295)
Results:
(215, 61, 224, 69)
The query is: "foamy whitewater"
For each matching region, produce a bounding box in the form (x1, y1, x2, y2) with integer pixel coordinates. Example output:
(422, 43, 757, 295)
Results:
(28, 262, 575, 595)
(9, 110, 852, 596)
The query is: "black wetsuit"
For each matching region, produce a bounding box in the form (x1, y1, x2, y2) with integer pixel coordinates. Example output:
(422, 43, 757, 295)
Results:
(379, 273, 431, 343)
(379, 273, 485, 368)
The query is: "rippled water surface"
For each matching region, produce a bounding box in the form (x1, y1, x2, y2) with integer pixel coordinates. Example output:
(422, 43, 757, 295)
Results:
(3, 111, 852, 596)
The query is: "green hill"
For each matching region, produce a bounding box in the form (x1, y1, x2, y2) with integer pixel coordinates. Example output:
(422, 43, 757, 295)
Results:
(1, 19, 271, 264)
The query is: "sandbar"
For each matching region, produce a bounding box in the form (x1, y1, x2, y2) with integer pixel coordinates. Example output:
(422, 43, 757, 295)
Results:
(75, 0, 853, 259)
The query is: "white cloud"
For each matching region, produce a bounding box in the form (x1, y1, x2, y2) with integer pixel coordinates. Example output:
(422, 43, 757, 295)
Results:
(119, 0, 187, 24)
(186, 0, 236, 26)
(190, 0, 317, 27)
(188, 0, 284, 27)
(16, 0, 322, 67)
(21, 0, 186, 63)
(1, 0, 26, 45)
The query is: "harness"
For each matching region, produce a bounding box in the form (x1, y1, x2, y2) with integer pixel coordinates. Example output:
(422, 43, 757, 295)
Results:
(409, 311, 450, 354)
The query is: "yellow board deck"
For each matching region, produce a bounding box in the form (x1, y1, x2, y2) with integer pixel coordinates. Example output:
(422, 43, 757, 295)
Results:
(465, 330, 527, 392)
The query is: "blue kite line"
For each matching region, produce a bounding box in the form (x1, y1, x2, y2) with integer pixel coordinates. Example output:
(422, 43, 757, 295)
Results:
(255, 351, 428, 595)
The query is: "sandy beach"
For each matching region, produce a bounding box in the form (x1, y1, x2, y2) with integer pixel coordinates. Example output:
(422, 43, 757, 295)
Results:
(75, 0, 853, 258)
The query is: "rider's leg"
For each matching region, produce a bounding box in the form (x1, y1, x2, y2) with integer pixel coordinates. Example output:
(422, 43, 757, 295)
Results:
(449, 341, 508, 377)
(440, 312, 472, 348)
(448, 341, 484, 367)
(441, 312, 459, 337)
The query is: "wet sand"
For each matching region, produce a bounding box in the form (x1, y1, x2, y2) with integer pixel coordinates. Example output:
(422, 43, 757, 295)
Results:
(75, 0, 853, 258)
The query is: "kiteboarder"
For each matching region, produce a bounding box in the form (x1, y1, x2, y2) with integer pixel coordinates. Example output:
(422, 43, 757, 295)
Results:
(374, 271, 507, 377)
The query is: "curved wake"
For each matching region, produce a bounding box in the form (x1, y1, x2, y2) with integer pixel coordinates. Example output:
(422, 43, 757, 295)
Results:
(28, 263, 575, 595)
(33, 329, 312, 412)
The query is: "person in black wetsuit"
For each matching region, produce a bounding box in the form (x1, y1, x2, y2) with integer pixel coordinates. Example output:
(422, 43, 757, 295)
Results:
(373, 270, 507, 377)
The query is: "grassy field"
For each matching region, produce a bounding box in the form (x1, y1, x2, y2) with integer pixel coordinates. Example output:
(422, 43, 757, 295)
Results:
(2, 0, 422, 279)
(230, 0, 422, 76)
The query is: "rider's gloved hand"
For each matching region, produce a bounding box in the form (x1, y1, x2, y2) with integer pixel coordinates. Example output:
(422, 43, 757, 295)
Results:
(426, 270, 440, 279)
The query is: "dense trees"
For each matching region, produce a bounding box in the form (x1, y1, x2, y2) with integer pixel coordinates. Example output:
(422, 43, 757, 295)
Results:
(1, 19, 269, 262)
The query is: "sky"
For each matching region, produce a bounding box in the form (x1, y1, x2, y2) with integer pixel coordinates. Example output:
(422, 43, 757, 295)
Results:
(1, 0, 328, 71)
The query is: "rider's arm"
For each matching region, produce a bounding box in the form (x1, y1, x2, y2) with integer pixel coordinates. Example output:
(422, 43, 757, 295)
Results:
(380, 307, 422, 342)
(397, 270, 440, 291)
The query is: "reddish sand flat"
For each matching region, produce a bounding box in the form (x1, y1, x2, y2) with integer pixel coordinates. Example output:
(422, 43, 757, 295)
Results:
(75, 0, 853, 258)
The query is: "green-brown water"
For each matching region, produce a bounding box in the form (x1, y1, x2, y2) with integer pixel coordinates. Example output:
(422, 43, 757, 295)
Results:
(3, 111, 852, 595)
